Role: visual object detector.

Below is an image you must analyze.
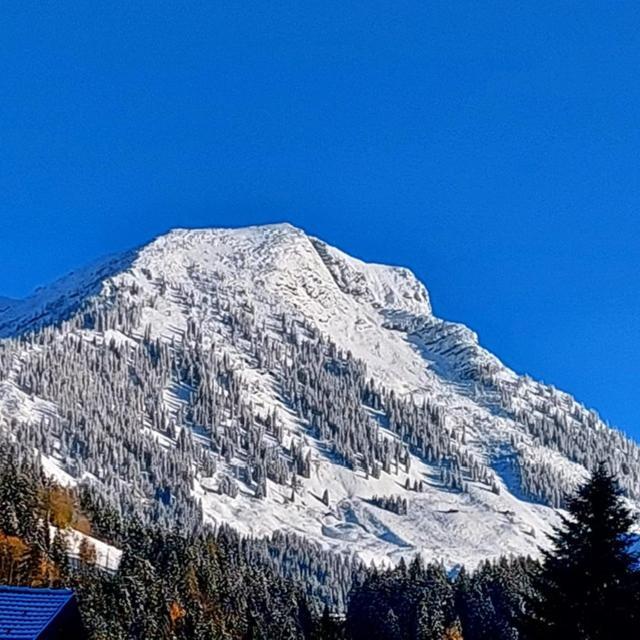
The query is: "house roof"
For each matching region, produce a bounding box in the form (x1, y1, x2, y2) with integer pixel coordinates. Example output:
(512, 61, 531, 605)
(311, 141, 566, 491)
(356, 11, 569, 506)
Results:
(0, 586, 77, 640)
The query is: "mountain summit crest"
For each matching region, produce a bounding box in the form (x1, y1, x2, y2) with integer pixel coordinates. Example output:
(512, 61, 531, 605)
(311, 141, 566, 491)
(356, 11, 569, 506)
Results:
(0, 223, 637, 568)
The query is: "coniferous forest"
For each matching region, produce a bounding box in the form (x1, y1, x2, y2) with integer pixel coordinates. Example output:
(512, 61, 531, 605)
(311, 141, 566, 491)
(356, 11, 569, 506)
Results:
(1, 435, 638, 639)
(3, 228, 640, 621)
(1, 0, 638, 636)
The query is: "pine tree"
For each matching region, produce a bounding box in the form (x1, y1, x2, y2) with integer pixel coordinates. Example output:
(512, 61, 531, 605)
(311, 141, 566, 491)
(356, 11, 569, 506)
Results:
(78, 536, 97, 567)
(381, 607, 401, 640)
(49, 528, 70, 584)
(522, 462, 640, 639)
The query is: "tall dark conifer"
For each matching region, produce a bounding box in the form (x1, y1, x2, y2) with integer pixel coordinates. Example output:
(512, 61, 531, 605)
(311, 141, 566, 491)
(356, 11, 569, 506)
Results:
(523, 462, 640, 639)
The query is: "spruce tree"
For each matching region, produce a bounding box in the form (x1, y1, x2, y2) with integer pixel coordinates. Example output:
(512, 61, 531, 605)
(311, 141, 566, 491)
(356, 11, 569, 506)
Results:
(522, 462, 640, 639)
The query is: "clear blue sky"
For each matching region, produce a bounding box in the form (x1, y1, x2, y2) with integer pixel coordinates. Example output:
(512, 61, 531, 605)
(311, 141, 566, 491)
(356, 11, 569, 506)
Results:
(1, 3, 638, 436)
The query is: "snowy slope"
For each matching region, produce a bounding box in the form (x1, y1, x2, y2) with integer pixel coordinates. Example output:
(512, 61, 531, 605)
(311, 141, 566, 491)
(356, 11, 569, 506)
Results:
(49, 526, 122, 573)
(0, 223, 636, 569)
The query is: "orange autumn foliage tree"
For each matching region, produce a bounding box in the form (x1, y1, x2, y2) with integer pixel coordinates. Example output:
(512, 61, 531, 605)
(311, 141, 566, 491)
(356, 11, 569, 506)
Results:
(0, 532, 60, 587)
(44, 486, 92, 534)
(169, 601, 186, 627)
(29, 555, 61, 588)
(45, 487, 74, 528)
(0, 533, 28, 583)
(443, 623, 464, 640)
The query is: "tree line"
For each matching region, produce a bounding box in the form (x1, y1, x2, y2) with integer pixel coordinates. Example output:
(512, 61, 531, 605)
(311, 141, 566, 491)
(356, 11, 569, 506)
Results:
(1, 432, 638, 639)
(347, 462, 640, 639)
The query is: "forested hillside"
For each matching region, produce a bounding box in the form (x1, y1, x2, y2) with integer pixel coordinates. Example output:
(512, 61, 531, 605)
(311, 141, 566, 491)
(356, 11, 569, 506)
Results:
(3, 438, 637, 639)
(1, 225, 639, 570)
(0, 436, 536, 638)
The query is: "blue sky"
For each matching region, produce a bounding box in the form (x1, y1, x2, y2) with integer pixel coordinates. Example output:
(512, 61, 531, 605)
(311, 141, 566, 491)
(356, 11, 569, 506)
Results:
(1, 2, 639, 436)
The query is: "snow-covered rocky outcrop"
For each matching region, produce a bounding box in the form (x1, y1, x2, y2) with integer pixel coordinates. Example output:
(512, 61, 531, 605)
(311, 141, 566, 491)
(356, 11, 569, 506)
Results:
(0, 223, 637, 568)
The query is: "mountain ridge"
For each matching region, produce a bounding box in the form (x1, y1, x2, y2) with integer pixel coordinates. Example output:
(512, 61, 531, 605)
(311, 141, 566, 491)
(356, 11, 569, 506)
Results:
(0, 223, 637, 568)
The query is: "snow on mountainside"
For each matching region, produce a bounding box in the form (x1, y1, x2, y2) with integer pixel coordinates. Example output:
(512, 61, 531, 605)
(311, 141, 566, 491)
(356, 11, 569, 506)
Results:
(0, 223, 638, 569)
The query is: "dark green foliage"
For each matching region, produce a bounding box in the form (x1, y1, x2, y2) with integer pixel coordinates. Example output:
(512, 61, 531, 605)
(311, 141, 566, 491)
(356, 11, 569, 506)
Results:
(455, 557, 537, 640)
(522, 462, 640, 639)
(369, 494, 408, 515)
(347, 555, 535, 640)
(71, 528, 320, 640)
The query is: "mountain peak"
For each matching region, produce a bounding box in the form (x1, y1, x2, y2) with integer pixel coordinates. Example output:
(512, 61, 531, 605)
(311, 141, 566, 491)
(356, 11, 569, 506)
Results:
(161, 221, 305, 241)
(0, 223, 637, 570)
(141, 223, 432, 317)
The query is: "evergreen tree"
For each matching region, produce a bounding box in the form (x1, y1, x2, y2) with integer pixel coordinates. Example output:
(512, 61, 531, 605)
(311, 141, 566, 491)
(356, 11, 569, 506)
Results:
(380, 608, 401, 640)
(522, 462, 640, 639)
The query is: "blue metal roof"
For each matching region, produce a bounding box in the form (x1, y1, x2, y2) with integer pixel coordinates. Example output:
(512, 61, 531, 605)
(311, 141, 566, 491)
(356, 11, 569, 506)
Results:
(0, 586, 76, 640)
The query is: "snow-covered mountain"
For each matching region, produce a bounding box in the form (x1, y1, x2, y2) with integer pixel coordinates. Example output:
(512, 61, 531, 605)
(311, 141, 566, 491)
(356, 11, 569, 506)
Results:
(1, 223, 638, 569)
